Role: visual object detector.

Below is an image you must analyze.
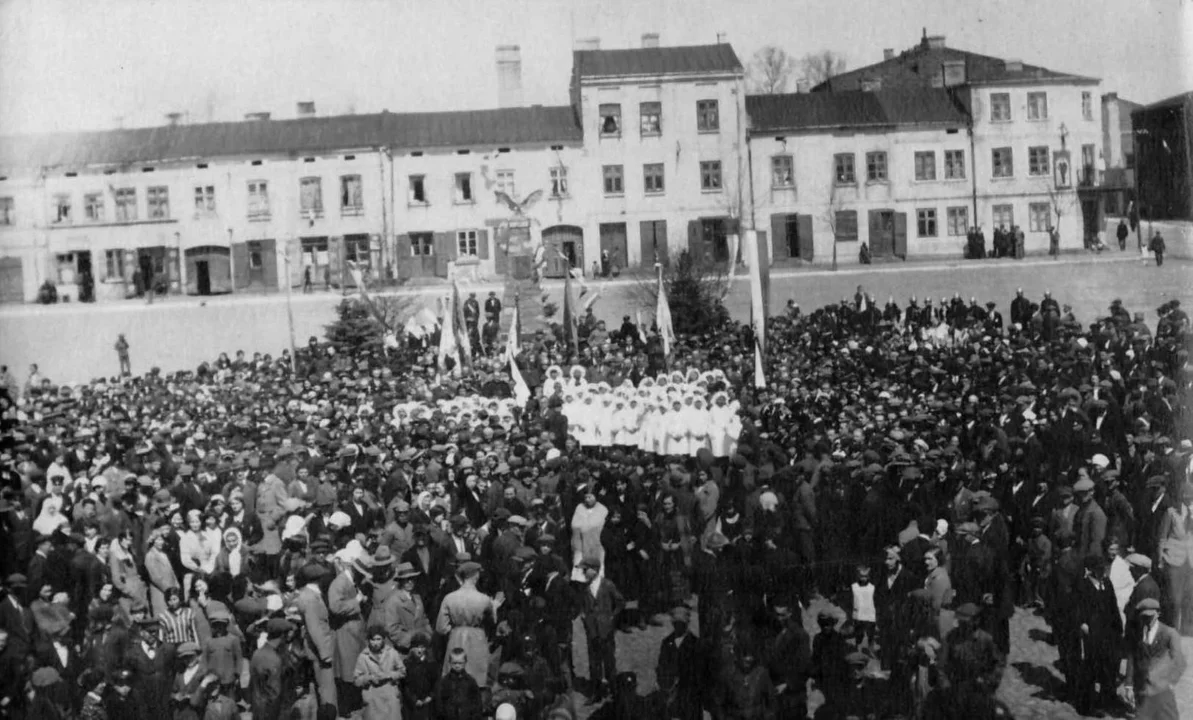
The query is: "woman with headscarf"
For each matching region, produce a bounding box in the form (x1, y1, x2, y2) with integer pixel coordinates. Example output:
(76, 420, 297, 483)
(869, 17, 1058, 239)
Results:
(33, 495, 69, 537)
(570, 487, 608, 582)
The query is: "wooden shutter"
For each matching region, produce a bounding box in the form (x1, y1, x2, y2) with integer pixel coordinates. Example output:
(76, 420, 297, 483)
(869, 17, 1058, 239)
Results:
(687, 220, 704, 263)
(434, 232, 452, 277)
(770, 214, 787, 259)
(260, 239, 278, 288)
(894, 213, 908, 259)
(868, 210, 883, 248)
(639, 221, 655, 268)
(493, 229, 507, 276)
(797, 215, 814, 261)
(396, 234, 414, 280)
(476, 229, 490, 260)
(328, 236, 343, 288)
(231, 243, 250, 289)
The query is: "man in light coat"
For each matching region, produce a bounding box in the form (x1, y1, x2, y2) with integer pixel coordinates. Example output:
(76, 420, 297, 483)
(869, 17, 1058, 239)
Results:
(293, 564, 336, 719)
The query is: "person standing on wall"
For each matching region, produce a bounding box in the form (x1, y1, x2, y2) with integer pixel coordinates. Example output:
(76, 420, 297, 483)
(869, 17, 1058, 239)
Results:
(115, 334, 131, 377)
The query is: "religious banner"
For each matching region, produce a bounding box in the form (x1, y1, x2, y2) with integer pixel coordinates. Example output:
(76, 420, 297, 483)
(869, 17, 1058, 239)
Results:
(1053, 150, 1072, 189)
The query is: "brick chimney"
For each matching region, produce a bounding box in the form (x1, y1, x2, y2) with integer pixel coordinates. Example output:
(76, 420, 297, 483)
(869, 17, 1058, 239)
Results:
(297, 101, 316, 118)
(496, 45, 523, 108)
(165, 112, 184, 126)
(575, 37, 600, 51)
(795, 79, 810, 93)
(245, 112, 272, 122)
(716, 31, 728, 44)
(883, 48, 895, 61)
(642, 33, 660, 48)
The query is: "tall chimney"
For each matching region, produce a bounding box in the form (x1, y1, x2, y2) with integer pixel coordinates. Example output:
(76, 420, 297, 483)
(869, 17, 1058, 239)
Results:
(245, 112, 272, 122)
(496, 45, 523, 108)
(642, 33, 660, 48)
(576, 37, 600, 51)
(795, 79, 810, 93)
(716, 31, 727, 44)
(165, 112, 184, 126)
(883, 48, 895, 61)
(926, 35, 946, 50)
(297, 101, 316, 118)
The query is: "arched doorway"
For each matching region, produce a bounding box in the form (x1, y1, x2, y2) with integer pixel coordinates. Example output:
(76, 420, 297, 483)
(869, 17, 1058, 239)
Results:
(541, 225, 583, 278)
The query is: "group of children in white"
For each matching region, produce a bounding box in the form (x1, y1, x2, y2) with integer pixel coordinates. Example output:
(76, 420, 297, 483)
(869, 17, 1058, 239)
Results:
(543, 365, 743, 457)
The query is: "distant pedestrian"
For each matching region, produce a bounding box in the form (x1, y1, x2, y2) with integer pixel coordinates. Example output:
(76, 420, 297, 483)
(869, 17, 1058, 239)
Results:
(115, 334, 131, 377)
(303, 266, 312, 294)
(1116, 219, 1129, 251)
(1149, 231, 1165, 267)
(146, 269, 156, 305)
(1048, 227, 1060, 259)
(1014, 226, 1025, 259)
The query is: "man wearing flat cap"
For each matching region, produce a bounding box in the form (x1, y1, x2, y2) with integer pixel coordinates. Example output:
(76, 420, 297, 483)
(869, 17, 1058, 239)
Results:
(1157, 481, 1193, 634)
(1128, 597, 1187, 719)
(1135, 476, 1172, 562)
(656, 605, 703, 720)
(1073, 476, 1107, 560)
(126, 617, 176, 718)
(250, 618, 295, 720)
(578, 556, 623, 703)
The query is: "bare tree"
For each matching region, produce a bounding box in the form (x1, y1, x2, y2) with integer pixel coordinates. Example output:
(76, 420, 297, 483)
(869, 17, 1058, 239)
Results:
(1043, 182, 1077, 234)
(801, 50, 849, 87)
(823, 177, 846, 270)
(749, 46, 797, 94)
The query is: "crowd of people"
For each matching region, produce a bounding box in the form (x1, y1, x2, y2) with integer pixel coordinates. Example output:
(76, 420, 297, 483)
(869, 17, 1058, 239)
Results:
(0, 280, 1190, 720)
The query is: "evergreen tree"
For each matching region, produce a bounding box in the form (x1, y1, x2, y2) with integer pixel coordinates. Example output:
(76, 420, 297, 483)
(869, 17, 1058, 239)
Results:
(324, 298, 384, 354)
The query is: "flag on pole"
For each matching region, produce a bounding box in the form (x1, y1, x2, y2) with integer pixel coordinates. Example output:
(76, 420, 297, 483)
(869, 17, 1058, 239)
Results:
(656, 269, 676, 357)
(451, 280, 472, 367)
(437, 291, 458, 371)
(635, 310, 648, 345)
(743, 229, 767, 355)
(505, 301, 521, 360)
(508, 353, 531, 406)
(754, 336, 767, 389)
(562, 271, 580, 352)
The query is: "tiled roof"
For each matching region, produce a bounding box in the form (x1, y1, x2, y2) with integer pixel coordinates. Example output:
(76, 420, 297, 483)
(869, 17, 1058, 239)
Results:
(746, 88, 968, 133)
(1134, 91, 1193, 113)
(0, 106, 582, 172)
(574, 44, 743, 79)
(814, 40, 1097, 92)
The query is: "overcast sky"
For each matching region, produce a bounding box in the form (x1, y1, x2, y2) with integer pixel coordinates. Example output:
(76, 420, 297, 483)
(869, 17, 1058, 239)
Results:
(0, 0, 1189, 135)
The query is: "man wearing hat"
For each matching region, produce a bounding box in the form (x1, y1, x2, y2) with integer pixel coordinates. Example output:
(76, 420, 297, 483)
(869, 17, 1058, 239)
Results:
(126, 617, 176, 718)
(250, 618, 295, 720)
(0, 574, 35, 659)
(379, 562, 431, 652)
(1072, 476, 1107, 560)
(578, 555, 623, 702)
(655, 605, 703, 720)
(293, 563, 337, 717)
(1136, 476, 1172, 561)
(1128, 597, 1187, 719)
(1157, 481, 1193, 634)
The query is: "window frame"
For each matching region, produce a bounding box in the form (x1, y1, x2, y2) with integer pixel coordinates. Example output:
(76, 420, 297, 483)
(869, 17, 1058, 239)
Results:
(52, 193, 72, 224)
(454, 172, 474, 204)
(55, 253, 78, 284)
(114, 187, 137, 222)
(992, 204, 1014, 229)
(643, 163, 665, 195)
(495, 170, 516, 201)
(1027, 91, 1048, 120)
(146, 186, 170, 220)
(599, 103, 622, 137)
(456, 229, 479, 257)
(639, 101, 662, 136)
(409, 232, 434, 257)
(944, 150, 966, 180)
(916, 208, 938, 238)
(193, 185, 216, 214)
(602, 165, 624, 196)
(104, 249, 123, 280)
(834, 153, 856, 185)
(340, 174, 363, 215)
(914, 151, 937, 181)
(247, 180, 270, 220)
(1028, 202, 1051, 232)
(549, 166, 569, 198)
(696, 99, 720, 132)
(991, 147, 1014, 178)
(834, 210, 859, 243)
(84, 192, 104, 222)
(946, 206, 968, 236)
(699, 160, 723, 192)
(771, 155, 794, 188)
(990, 92, 1012, 122)
(300, 176, 325, 216)
(865, 151, 887, 182)
(1028, 146, 1050, 176)
(408, 175, 427, 205)
(0, 196, 12, 225)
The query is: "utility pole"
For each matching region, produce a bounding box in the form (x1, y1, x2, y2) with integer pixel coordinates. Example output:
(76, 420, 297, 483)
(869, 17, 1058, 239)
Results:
(283, 241, 298, 374)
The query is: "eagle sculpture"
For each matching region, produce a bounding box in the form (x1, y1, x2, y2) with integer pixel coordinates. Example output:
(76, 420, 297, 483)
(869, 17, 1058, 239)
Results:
(494, 189, 543, 216)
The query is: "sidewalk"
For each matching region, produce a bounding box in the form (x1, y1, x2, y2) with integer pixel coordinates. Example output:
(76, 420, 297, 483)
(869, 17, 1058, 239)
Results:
(0, 247, 1163, 317)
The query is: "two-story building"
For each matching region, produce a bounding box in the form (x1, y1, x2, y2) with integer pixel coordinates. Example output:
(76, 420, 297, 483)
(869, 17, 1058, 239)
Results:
(817, 32, 1101, 254)
(745, 88, 972, 263)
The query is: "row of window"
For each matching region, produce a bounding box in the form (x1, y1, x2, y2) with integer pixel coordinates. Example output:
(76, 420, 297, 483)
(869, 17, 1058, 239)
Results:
(598, 99, 720, 137)
(989, 90, 1095, 123)
(826, 149, 967, 186)
(600, 161, 723, 195)
(825, 202, 1055, 243)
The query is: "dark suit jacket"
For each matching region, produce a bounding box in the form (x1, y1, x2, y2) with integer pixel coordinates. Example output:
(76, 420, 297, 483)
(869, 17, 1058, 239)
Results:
(580, 578, 624, 640)
(0, 595, 37, 657)
(34, 639, 79, 691)
(1134, 494, 1171, 561)
(1075, 577, 1123, 656)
